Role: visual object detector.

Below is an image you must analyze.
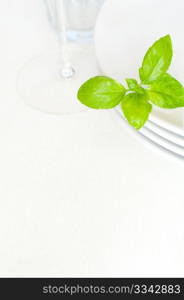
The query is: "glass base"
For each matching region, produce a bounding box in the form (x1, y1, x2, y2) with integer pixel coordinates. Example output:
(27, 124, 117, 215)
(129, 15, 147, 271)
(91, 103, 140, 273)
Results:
(17, 45, 100, 115)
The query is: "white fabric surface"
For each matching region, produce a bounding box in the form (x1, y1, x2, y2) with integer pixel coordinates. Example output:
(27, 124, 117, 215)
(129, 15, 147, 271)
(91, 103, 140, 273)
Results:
(0, 0, 183, 277)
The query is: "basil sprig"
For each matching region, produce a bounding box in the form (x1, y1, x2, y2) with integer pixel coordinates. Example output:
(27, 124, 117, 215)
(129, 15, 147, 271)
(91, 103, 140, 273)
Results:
(77, 35, 184, 130)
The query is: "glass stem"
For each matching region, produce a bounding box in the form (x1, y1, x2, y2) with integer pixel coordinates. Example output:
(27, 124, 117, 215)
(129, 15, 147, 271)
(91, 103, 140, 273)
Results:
(55, 0, 75, 79)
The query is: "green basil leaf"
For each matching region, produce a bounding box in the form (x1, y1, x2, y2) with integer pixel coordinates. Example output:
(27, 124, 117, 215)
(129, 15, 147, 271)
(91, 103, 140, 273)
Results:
(126, 78, 145, 94)
(148, 73, 184, 108)
(139, 35, 173, 84)
(77, 76, 126, 109)
(121, 93, 152, 130)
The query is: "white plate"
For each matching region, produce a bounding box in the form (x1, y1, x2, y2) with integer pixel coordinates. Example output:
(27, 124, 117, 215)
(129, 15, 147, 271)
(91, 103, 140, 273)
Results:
(116, 106, 184, 157)
(146, 120, 184, 147)
(114, 108, 184, 164)
(95, 0, 184, 136)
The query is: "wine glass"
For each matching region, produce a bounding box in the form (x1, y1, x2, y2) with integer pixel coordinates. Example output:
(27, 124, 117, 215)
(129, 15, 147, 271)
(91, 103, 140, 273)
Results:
(17, 0, 104, 115)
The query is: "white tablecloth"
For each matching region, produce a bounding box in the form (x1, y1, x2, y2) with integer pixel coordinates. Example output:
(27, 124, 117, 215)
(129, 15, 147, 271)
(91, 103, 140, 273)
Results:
(0, 0, 183, 277)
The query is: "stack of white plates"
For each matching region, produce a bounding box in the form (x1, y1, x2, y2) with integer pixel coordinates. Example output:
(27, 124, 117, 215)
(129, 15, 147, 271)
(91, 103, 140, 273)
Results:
(95, 0, 184, 161)
(115, 106, 184, 162)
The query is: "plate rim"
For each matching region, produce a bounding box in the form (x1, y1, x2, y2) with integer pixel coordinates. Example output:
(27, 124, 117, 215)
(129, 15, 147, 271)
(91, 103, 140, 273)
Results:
(149, 114, 184, 137)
